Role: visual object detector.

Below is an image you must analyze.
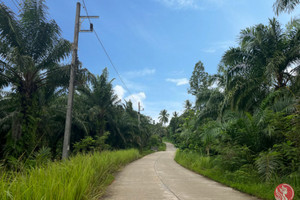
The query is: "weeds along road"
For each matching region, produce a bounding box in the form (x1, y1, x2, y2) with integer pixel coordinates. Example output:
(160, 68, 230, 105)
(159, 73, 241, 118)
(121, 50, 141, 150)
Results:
(102, 143, 259, 200)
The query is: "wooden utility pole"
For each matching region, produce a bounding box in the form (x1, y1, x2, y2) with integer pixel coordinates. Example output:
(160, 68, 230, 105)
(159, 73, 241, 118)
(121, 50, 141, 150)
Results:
(62, 2, 81, 159)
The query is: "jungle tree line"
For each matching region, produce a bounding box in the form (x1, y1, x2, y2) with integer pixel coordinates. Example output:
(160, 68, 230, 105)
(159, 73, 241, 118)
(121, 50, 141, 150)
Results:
(0, 0, 162, 168)
(168, 0, 300, 185)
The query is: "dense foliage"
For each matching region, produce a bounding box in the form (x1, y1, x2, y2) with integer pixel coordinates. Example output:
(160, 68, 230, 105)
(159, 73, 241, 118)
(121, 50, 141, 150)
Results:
(169, 17, 300, 199)
(0, 0, 163, 169)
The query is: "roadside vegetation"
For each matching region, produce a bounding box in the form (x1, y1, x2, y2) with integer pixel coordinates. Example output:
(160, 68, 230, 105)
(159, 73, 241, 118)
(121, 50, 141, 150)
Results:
(169, 1, 300, 199)
(0, 0, 299, 199)
(0, 149, 140, 200)
(0, 0, 165, 166)
(175, 151, 287, 200)
(0, 1, 166, 199)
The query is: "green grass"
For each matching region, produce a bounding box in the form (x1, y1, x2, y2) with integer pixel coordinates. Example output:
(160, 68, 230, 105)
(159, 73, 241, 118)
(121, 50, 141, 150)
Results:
(174, 150, 299, 200)
(158, 142, 166, 151)
(140, 142, 167, 157)
(0, 149, 140, 200)
(162, 137, 173, 143)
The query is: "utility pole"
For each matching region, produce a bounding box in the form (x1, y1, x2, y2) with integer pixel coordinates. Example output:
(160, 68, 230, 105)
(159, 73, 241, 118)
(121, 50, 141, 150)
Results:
(138, 102, 141, 129)
(138, 102, 144, 129)
(62, 2, 98, 159)
(62, 2, 80, 159)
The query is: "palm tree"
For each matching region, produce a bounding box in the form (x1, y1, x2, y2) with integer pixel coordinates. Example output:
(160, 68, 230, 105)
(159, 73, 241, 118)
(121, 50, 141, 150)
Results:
(184, 100, 192, 111)
(200, 121, 221, 156)
(158, 109, 169, 126)
(197, 89, 224, 121)
(78, 68, 119, 136)
(0, 1, 71, 156)
(273, 0, 300, 15)
(222, 18, 300, 112)
(241, 18, 299, 89)
(173, 111, 178, 118)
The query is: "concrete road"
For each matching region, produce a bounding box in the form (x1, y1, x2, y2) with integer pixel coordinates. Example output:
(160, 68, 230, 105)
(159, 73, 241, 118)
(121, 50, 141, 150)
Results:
(102, 143, 259, 200)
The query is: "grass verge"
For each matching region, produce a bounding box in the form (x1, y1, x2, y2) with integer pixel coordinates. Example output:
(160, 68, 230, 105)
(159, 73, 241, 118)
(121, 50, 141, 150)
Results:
(0, 149, 140, 200)
(174, 150, 299, 200)
(158, 142, 166, 151)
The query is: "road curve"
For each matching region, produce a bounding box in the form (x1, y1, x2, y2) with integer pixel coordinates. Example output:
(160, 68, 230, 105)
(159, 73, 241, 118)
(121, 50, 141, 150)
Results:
(101, 143, 259, 200)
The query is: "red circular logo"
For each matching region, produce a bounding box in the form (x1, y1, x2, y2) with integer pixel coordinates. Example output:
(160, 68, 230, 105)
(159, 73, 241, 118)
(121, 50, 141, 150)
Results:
(274, 184, 294, 200)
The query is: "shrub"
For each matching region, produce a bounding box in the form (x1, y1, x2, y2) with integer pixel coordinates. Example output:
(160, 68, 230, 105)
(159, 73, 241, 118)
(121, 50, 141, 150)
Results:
(73, 132, 110, 154)
(255, 150, 282, 181)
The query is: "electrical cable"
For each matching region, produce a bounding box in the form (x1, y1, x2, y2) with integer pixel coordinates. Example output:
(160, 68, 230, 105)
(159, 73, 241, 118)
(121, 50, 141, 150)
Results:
(80, 0, 140, 104)
(10, 0, 21, 11)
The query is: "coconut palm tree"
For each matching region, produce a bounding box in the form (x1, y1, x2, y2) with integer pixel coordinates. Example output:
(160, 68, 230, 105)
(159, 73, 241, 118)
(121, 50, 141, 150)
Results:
(158, 109, 169, 126)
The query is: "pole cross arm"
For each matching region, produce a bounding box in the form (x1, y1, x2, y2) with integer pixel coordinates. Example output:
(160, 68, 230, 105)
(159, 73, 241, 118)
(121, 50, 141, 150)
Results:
(79, 16, 99, 32)
(80, 16, 99, 19)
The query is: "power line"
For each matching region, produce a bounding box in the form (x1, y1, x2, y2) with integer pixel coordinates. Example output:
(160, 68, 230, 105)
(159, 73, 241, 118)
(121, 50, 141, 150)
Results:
(80, 0, 138, 103)
(93, 30, 136, 99)
(13, 0, 20, 5)
(10, 0, 21, 11)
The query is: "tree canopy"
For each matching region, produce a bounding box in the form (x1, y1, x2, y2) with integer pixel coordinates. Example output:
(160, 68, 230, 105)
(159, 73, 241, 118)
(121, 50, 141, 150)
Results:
(0, 1, 163, 166)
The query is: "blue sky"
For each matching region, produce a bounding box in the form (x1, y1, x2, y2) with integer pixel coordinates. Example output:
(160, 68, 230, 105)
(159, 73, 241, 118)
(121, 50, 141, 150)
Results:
(4, 0, 300, 122)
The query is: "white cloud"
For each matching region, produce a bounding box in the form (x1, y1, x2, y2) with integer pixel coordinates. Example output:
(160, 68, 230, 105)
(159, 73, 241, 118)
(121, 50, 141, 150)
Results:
(170, 70, 185, 76)
(166, 78, 189, 86)
(113, 85, 147, 111)
(156, 0, 229, 10)
(126, 68, 156, 78)
(217, 40, 237, 49)
(125, 92, 146, 110)
(202, 40, 236, 54)
(202, 48, 217, 53)
(157, 0, 200, 9)
(113, 85, 126, 101)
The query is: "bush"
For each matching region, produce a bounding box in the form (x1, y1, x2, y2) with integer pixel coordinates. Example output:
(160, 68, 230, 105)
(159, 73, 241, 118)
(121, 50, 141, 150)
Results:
(148, 134, 162, 148)
(255, 150, 282, 182)
(73, 132, 110, 154)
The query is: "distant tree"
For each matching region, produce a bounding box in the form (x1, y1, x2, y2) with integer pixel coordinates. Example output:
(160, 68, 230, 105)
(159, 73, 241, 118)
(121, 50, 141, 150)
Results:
(184, 100, 192, 111)
(173, 111, 179, 118)
(273, 0, 300, 15)
(188, 61, 209, 95)
(169, 111, 180, 136)
(158, 109, 169, 126)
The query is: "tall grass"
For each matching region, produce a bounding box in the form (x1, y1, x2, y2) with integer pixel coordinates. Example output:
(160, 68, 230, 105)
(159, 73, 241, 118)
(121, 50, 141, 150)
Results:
(174, 150, 299, 200)
(174, 150, 212, 170)
(0, 149, 140, 200)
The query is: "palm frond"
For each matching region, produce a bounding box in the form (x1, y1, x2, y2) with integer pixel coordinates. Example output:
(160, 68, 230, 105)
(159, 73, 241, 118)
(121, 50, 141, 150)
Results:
(273, 0, 300, 15)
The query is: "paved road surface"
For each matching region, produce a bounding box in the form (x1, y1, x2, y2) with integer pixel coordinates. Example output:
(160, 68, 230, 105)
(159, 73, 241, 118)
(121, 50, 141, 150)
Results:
(102, 143, 259, 200)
